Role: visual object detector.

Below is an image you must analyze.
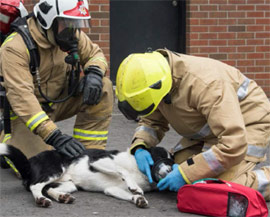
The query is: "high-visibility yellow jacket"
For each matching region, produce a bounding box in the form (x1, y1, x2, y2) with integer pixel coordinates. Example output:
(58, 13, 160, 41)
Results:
(131, 49, 270, 183)
(0, 17, 108, 140)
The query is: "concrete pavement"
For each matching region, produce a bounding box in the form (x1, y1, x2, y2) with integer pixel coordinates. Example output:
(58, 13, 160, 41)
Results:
(0, 103, 269, 217)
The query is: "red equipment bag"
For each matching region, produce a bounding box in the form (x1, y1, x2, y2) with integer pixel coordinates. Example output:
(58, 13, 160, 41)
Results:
(0, 0, 27, 35)
(177, 178, 268, 217)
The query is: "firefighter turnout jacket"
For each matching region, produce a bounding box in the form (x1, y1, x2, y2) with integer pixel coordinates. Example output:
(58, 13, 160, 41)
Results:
(0, 17, 110, 147)
(130, 49, 270, 186)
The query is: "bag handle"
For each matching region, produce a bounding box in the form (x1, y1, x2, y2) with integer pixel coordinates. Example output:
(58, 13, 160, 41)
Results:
(193, 178, 232, 187)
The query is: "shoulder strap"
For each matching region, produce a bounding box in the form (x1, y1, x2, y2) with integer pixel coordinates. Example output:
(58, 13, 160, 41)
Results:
(10, 13, 40, 75)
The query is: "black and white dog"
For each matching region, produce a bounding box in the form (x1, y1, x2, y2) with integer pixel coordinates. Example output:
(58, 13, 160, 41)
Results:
(0, 143, 172, 208)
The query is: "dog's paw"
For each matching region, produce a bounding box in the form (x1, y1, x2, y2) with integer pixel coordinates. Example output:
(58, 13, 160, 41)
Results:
(58, 194, 76, 204)
(35, 197, 52, 208)
(128, 186, 144, 195)
(132, 195, 148, 208)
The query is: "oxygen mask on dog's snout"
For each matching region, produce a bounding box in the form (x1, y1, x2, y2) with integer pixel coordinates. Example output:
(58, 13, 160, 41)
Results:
(151, 158, 174, 183)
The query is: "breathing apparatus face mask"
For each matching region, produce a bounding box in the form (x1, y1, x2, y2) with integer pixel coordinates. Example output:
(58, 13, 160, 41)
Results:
(53, 18, 89, 52)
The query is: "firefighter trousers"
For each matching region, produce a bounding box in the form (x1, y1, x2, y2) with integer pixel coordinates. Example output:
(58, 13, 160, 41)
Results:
(0, 77, 114, 158)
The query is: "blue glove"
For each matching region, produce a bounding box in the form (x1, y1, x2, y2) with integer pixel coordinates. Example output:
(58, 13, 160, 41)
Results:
(134, 149, 154, 183)
(157, 164, 186, 192)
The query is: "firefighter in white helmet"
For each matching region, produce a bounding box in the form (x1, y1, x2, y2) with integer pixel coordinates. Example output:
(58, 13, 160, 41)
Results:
(0, 0, 113, 160)
(116, 49, 270, 201)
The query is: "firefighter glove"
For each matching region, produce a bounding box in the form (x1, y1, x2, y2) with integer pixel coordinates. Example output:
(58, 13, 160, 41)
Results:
(157, 164, 186, 192)
(82, 66, 103, 105)
(46, 129, 85, 158)
(135, 148, 154, 183)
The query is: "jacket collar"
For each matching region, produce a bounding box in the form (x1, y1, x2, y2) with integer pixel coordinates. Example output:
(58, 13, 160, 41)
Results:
(28, 17, 54, 49)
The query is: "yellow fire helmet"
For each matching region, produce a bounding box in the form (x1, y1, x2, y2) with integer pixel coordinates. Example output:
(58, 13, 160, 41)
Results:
(116, 51, 172, 120)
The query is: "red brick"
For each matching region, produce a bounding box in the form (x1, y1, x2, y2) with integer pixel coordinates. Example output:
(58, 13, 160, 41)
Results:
(189, 12, 209, 18)
(190, 26, 209, 32)
(209, 40, 227, 46)
(189, 40, 208, 46)
(101, 5, 110, 11)
(255, 73, 270, 79)
(228, 53, 246, 59)
(189, 5, 199, 11)
(200, 5, 218, 11)
(90, 19, 100, 27)
(91, 27, 109, 34)
(256, 5, 270, 11)
(101, 20, 109, 26)
(200, 19, 218, 25)
(247, 67, 265, 73)
(89, 5, 100, 12)
(218, 33, 236, 39)
(190, 0, 209, 4)
(237, 46, 255, 52)
(228, 40, 245, 46)
(246, 26, 264, 32)
(237, 19, 255, 25)
(228, 12, 246, 18)
(237, 60, 254, 66)
(247, 53, 264, 59)
(237, 32, 254, 39)
(101, 34, 109, 41)
(247, 0, 264, 4)
(209, 12, 227, 18)
(219, 19, 237, 25)
(237, 5, 255, 11)
(209, 26, 227, 32)
(256, 60, 270, 66)
(91, 12, 109, 19)
(245, 73, 255, 79)
(219, 47, 236, 53)
(256, 32, 270, 38)
(199, 47, 218, 53)
(199, 33, 217, 39)
(247, 12, 264, 17)
(256, 46, 270, 52)
(219, 5, 236, 11)
(187, 33, 199, 40)
(228, 0, 246, 3)
(223, 60, 236, 66)
(189, 19, 200, 25)
(209, 0, 228, 4)
(247, 39, 264, 45)
(256, 19, 270, 25)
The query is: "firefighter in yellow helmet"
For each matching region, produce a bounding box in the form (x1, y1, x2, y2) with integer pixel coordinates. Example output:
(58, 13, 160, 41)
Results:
(116, 49, 270, 201)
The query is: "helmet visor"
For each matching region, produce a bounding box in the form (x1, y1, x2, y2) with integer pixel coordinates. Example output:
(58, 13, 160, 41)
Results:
(118, 100, 155, 120)
(56, 17, 90, 33)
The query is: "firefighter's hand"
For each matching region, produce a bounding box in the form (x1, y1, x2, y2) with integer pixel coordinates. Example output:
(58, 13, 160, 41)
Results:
(157, 164, 186, 192)
(46, 129, 85, 158)
(135, 148, 154, 183)
(82, 66, 103, 105)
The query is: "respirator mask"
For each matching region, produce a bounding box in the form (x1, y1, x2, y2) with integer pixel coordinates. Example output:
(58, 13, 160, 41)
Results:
(53, 17, 89, 64)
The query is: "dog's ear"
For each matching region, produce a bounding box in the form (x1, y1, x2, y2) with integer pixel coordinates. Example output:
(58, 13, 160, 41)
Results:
(149, 147, 173, 163)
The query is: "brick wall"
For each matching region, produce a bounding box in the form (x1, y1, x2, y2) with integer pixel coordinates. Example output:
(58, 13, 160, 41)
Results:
(187, 0, 270, 97)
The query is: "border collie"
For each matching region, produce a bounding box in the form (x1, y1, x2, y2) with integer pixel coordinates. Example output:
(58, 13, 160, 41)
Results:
(0, 143, 172, 208)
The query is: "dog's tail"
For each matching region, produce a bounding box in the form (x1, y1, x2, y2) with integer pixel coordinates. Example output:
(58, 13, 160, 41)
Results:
(0, 143, 31, 181)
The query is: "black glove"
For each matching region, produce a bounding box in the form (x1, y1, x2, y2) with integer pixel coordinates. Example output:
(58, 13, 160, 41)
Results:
(46, 129, 85, 158)
(81, 66, 103, 105)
